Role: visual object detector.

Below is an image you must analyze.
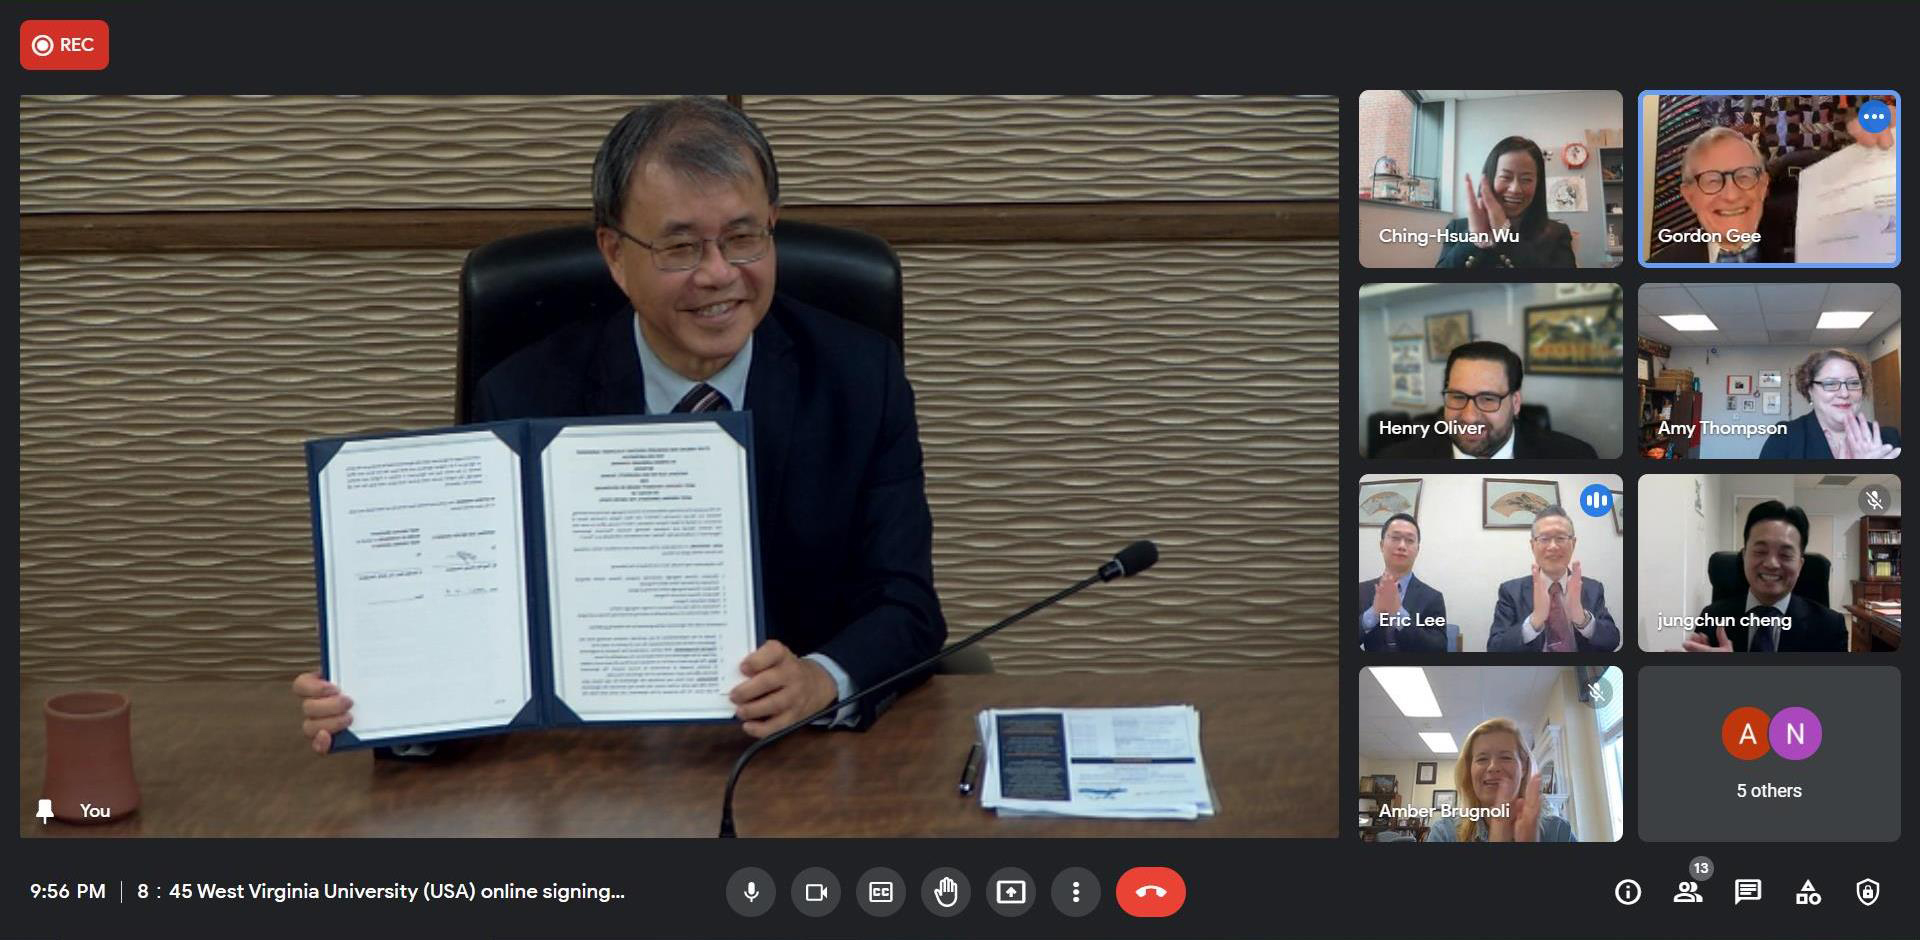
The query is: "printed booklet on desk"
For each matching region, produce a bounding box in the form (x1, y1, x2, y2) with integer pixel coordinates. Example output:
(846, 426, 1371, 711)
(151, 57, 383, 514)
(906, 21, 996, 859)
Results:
(303, 413, 765, 751)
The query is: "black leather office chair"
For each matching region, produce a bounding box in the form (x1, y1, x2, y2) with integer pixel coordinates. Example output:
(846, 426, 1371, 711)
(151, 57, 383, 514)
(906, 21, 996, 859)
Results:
(452, 220, 992, 675)
(1707, 550, 1831, 608)
(455, 220, 905, 425)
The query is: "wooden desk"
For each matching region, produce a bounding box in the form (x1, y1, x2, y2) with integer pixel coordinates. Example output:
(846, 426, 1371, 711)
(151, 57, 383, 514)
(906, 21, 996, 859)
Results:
(21, 669, 1334, 838)
(1845, 603, 1903, 651)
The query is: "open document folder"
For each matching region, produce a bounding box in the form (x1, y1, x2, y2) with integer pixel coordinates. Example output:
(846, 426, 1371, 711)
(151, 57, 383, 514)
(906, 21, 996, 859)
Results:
(976, 706, 1215, 820)
(305, 414, 764, 751)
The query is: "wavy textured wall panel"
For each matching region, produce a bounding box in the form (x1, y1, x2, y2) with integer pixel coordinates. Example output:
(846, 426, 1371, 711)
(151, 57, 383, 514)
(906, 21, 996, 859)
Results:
(19, 251, 466, 681)
(20, 243, 1335, 681)
(21, 95, 1335, 214)
(18, 96, 660, 214)
(902, 242, 1339, 673)
(748, 95, 1338, 204)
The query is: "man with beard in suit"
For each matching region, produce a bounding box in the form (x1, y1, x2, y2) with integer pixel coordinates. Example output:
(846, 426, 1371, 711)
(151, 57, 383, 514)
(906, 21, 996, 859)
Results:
(1375, 341, 1598, 459)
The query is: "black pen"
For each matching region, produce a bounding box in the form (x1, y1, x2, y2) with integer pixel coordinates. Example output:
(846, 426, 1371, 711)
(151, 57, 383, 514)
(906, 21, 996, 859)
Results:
(957, 742, 982, 795)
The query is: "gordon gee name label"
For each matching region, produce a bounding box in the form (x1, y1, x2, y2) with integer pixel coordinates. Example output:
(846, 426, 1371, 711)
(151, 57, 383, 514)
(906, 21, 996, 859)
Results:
(1656, 228, 1762, 244)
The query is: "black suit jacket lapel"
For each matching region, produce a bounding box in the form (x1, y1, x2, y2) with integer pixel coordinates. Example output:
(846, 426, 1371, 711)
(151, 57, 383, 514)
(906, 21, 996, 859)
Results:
(745, 302, 799, 516)
(586, 308, 650, 417)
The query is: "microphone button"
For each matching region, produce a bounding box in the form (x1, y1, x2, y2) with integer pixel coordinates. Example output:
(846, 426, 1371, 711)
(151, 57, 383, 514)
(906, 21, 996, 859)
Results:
(725, 866, 775, 917)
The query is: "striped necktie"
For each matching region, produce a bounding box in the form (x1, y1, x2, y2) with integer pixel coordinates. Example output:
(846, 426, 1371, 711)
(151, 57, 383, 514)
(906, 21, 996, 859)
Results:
(1543, 581, 1574, 652)
(672, 383, 731, 414)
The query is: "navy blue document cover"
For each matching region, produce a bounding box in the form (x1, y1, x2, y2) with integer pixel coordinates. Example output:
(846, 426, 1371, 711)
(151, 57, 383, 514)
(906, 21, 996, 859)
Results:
(304, 413, 764, 752)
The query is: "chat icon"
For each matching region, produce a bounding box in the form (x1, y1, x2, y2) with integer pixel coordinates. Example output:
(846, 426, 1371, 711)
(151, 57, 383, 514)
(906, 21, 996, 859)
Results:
(1734, 879, 1763, 904)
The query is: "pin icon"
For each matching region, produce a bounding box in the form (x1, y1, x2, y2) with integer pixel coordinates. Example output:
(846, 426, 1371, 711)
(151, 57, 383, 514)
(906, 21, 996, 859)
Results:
(36, 799, 53, 824)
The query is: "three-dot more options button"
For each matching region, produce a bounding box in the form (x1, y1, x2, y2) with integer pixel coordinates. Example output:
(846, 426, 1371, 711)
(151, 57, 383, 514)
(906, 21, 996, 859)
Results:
(20, 20, 109, 70)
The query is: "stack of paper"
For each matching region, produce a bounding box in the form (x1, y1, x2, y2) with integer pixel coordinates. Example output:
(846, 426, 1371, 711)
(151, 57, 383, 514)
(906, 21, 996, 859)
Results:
(975, 705, 1214, 820)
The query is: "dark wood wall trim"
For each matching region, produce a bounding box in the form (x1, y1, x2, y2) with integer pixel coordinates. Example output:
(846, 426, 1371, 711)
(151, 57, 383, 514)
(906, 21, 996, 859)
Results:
(19, 201, 1337, 255)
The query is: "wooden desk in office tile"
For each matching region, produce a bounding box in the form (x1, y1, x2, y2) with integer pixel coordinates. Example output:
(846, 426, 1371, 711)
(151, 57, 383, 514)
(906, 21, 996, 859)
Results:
(21, 669, 1334, 838)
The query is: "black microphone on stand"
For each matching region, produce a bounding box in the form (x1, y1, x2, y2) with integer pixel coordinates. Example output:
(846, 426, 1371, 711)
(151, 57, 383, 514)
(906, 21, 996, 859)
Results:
(718, 540, 1158, 837)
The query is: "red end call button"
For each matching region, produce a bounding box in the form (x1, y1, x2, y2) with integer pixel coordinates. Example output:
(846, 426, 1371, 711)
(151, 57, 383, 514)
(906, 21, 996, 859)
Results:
(1116, 866, 1186, 918)
(21, 20, 109, 70)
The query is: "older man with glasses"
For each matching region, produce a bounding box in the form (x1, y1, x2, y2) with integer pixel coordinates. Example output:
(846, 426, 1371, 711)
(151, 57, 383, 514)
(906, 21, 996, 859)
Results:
(1652, 100, 1897, 264)
(295, 96, 946, 749)
(1376, 341, 1599, 459)
(1488, 506, 1620, 653)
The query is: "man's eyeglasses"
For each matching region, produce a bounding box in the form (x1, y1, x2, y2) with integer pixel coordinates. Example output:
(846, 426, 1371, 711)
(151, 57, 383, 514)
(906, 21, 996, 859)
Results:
(1684, 166, 1764, 195)
(1812, 378, 1864, 393)
(610, 224, 772, 272)
(1383, 533, 1419, 547)
(1442, 389, 1513, 413)
(1531, 535, 1574, 547)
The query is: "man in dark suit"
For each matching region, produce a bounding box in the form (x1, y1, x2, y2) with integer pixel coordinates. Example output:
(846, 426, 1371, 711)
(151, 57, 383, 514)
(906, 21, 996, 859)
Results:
(1374, 341, 1598, 459)
(1357, 513, 1448, 652)
(1685, 501, 1846, 652)
(297, 96, 945, 749)
(1487, 506, 1619, 652)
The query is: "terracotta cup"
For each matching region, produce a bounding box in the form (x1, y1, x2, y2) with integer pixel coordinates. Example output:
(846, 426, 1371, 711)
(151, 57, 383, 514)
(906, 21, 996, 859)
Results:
(42, 690, 140, 823)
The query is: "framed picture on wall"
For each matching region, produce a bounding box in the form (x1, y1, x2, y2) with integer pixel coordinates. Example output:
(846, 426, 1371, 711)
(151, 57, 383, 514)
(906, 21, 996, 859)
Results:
(1763, 391, 1783, 415)
(1611, 490, 1624, 536)
(1546, 176, 1587, 213)
(1390, 334, 1426, 407)
(1525, 292, 1623, 375)
(1759, 370, 1784, 388)
(1416, 762, 1438, 785)
(1425, 311, 1472, 363)
(1727, 374, 1754, 394)
(1742, 398, 1759, 412)
(1359, 478, 1423, 527)
(1432, 790, 1457, 811)
(1483, 478, 1561, 529)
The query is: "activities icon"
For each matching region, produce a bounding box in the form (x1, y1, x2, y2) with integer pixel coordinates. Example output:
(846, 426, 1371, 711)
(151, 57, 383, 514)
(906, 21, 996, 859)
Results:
(1795, 879, 1821, 906)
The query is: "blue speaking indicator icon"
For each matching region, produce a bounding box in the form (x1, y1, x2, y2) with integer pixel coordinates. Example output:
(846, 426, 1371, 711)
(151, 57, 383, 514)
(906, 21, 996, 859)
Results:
(1857, 100, 1893, 135)
(1579, 484, 1613, 517)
